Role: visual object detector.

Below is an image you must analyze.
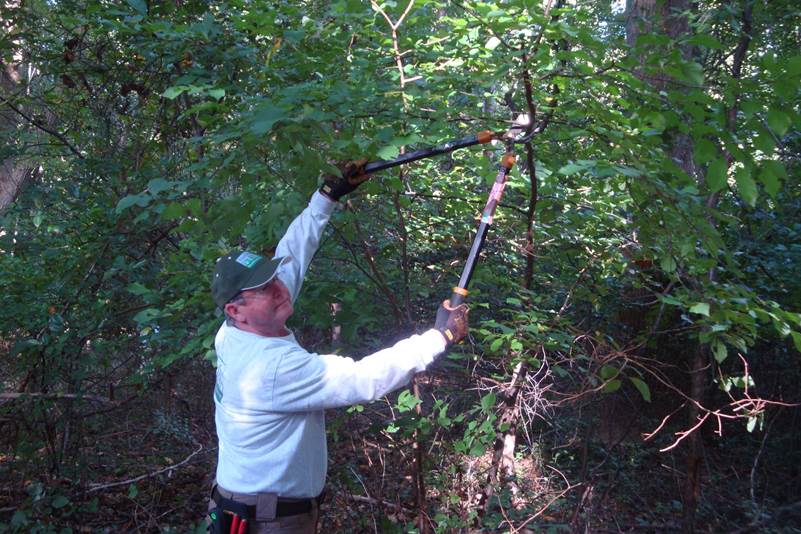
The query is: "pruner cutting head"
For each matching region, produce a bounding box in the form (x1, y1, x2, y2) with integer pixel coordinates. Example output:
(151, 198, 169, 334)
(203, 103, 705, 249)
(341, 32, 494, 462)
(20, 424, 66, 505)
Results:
(500, 113, 535, 145)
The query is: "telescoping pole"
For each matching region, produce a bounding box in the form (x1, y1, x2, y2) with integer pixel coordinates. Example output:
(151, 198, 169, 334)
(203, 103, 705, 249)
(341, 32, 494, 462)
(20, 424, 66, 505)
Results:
(448, 146, 516, 307)
(363, 131, 496, 174)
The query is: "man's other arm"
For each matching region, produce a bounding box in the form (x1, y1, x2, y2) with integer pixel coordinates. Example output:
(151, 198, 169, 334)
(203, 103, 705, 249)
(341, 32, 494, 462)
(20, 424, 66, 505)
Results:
(266, 329, 448, 412)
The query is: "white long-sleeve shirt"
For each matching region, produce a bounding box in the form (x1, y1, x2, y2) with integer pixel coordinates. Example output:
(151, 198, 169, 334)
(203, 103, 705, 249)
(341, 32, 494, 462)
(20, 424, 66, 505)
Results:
(213, 191, 446, 497)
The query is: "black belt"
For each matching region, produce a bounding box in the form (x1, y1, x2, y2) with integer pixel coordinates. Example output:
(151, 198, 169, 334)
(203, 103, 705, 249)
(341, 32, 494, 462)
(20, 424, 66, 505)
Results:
(212, 488, 315, 518)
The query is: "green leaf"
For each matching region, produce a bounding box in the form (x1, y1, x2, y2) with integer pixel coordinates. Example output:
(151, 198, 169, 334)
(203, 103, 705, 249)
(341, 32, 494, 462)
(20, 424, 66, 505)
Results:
(251, 105, 288, 135)
(644, 112, 666, 131)
(115, 193, 150, 213)
(485, 36, 501, 50)
(207, 88, 225, 100)
(147, 178, 172, 194)
(133, 308, 162, 324)
(128, 483, 138, 498)
(480, 392, 496, 411)
(752, 125, 775, 154)
(185, 198, 202, 216)
(126, 0, 147, 16)
(758, 160, 786, 199)
(746, 416, 757, 433)
(680, 61, 704, 86)
(161, 202, 186, 220)
(469, 443, 486, 456)
(558, 163, 584, 175)
(706, 159, 727, 192)
(686, 34, 723, 49)
(660, 255, 676, 273)
(786, 55, 801, 76)
(735, 167, 757, 207)
(659, 294, 683, 306)
(758, 165, 780, 198)
(693, 138, 716, 164)
(615, 165, 641, 177)
(163, 86, 187, 100)
(629, 377, 651, 402)
(51, 495, 69, 509)
(127, 283, 150, 296)
(791, 332, 801, 353)
(10, 510, 27, 527)
(599, 365, 619, 380)
(603, 379, 622, 393)
(396, 390, 421, 412)
(10, 338, 41, 356)
(377, 145, 400, 160)
(767, 109, 791, 137)
(712, 341, 728, 363)
(689, 302, 710, 316)
(558, 160, 595, 175)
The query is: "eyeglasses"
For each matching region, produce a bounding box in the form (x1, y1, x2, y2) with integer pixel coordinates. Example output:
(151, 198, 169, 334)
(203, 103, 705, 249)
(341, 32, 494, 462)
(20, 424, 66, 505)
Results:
(228, 280, 279, 305)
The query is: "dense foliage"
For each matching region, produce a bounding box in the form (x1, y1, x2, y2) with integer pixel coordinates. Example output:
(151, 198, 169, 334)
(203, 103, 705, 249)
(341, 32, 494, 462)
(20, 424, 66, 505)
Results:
(1, 0, 799, 531)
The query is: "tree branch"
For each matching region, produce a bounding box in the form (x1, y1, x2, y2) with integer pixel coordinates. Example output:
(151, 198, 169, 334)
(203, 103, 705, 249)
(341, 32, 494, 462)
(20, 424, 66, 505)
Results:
(0, 94, 84, 159)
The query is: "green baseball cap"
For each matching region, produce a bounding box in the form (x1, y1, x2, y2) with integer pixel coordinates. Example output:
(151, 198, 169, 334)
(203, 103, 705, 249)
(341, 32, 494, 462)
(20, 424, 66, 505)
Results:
(211, 250, 289, 308)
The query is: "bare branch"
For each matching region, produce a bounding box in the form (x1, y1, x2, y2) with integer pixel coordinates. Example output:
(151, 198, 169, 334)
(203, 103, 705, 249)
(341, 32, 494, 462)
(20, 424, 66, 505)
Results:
(84, 444, 209, 494)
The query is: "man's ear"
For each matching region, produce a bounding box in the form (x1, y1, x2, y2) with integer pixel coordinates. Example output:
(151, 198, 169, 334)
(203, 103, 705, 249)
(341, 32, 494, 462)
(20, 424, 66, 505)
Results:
(224, 301, 244, 322)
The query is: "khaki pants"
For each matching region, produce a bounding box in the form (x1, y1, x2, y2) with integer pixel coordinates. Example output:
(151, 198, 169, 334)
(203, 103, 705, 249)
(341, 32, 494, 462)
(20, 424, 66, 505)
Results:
(208, 484, 319, 534)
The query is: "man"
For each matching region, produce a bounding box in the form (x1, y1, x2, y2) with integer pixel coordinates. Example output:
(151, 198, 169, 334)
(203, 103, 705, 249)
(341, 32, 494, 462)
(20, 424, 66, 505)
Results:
(208, 163, 469, 533)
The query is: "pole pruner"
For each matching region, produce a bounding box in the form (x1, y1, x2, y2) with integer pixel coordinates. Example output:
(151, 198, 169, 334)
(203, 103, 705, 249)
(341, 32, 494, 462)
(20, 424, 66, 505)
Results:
(362, 119, 534, 307)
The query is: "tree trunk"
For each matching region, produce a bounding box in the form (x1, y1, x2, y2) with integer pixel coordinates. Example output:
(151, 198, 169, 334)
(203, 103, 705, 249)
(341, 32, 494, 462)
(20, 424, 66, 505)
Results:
(625, 2, 705, 532)
(0, 157, 32, 212)
(0, 8, 34, 214)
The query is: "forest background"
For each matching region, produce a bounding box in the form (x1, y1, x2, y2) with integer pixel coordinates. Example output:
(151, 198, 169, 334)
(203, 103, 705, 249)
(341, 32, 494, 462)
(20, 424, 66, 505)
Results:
(1, 0, 799, 532)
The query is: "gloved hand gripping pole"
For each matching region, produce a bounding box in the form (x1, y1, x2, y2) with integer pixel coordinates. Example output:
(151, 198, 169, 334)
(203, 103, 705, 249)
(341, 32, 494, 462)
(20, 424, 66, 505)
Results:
(449, 145, 516, 307)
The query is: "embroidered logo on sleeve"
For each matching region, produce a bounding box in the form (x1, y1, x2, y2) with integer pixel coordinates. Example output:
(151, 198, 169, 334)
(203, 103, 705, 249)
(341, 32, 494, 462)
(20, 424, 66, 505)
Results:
(235, 251, 262, 268)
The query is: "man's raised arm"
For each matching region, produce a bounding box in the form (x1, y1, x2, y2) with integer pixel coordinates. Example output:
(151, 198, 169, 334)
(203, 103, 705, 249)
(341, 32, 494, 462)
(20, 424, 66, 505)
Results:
(274, 161, 369, 301)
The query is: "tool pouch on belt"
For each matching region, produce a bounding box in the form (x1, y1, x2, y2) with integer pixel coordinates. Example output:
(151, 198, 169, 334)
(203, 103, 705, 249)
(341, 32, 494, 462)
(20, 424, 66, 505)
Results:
(209, 495, 250, 534)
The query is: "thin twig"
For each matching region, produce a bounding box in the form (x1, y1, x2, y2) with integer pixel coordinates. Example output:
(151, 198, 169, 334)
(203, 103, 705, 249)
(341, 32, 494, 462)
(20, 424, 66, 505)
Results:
(0, 392, 114, 403)
(84, 444, 210, 493)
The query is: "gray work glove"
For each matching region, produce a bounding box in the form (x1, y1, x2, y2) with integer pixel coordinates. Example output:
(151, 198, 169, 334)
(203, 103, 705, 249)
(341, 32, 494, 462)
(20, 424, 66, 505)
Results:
(434, 299, 469, 345)
(319, 159, 370, 201)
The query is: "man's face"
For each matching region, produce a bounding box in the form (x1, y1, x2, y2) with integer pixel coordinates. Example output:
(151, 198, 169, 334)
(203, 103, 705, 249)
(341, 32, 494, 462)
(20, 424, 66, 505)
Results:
(225, 278, 293, 337)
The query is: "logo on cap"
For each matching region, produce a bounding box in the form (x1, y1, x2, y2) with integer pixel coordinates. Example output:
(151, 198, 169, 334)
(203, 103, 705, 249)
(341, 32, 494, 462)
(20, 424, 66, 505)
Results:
(235, 252, 261, 268)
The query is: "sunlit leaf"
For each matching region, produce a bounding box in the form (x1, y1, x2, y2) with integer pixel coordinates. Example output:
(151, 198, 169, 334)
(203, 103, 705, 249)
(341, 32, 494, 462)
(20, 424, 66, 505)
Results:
(706, 159, 727, 192)
(735, 167, 757, 207)
(767, 108, 791, 136)
(690, 302, 710, 316)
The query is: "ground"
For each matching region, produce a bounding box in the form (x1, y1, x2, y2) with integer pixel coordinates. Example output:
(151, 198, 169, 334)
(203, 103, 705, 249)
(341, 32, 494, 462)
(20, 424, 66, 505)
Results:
(2, 357, 800, 533)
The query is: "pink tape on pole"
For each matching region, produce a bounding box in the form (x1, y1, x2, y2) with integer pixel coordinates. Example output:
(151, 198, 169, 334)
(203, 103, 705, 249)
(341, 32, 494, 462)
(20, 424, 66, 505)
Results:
(489, 180, 506, 202)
